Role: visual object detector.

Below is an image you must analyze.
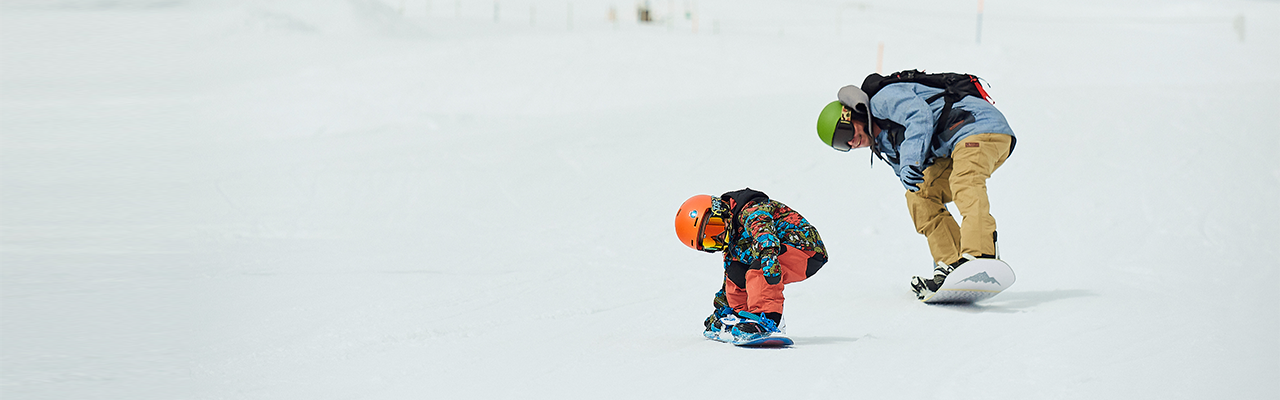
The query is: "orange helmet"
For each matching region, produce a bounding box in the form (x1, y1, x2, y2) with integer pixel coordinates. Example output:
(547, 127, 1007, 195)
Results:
(674, 195, 731, 253)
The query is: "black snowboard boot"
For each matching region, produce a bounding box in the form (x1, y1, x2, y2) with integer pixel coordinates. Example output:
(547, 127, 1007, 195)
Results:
(911, 275, 941, 300)
(933, 253, 994, 284)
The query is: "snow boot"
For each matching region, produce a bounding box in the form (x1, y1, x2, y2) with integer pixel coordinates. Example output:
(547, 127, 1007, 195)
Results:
(917, 253, 1001, 300)
(932, 253, 997, 284)
(703, 306, 734, 331)
(730, 311, 783, 342)
(703, 306, 736, 341)
(910, 275, 940, 300)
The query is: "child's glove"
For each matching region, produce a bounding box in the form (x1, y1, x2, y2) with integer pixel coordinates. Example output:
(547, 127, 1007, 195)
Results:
(900, 164, 924, 192)
(763, 262, 782, 285)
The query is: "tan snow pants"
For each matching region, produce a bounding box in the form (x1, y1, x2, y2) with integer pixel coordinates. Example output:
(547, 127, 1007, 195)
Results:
(905, 133, 1012, 265)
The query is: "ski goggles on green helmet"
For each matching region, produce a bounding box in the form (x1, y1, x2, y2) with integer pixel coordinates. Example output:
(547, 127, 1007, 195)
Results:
(830, 117, 858, 152)
(832, 102, 875, 152)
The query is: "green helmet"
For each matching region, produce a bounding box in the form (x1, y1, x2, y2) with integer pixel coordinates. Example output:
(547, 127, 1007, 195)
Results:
(816, 85, 873, 152)
(815, 100, 845, 148)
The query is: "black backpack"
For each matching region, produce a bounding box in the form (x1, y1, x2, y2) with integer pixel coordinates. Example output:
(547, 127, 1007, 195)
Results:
(860, 70, 993, 137)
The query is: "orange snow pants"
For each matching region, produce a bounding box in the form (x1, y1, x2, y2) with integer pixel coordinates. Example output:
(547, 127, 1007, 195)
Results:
(905, 133, 1012, 265)
(723, 245, 823, 316)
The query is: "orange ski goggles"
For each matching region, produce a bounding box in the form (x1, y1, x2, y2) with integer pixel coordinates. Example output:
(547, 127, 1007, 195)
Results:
(698, 214, 729, 252)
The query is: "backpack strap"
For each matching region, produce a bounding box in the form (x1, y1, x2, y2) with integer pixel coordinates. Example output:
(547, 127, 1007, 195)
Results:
(925, 88, 961, 138)
(862, 70, 991, 139)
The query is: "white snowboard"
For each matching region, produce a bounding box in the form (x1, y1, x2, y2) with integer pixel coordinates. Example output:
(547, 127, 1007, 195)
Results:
(921, 258, 1016, 304)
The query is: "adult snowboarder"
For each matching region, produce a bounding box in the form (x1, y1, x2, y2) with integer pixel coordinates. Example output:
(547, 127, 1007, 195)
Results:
(814, 70, 1015, 300)
(674, 188, 828, 345)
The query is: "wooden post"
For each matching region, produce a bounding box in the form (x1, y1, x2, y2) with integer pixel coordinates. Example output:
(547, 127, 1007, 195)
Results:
(976, 0, 984, 44)
(690, 0, 698, 33)
(876, 42, 884, 74)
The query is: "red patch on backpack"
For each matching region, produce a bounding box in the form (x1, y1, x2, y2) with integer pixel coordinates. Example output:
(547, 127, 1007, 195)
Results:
(965, 142, 980, 147)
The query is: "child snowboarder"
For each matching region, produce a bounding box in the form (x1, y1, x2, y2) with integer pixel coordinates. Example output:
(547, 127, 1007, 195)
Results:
(674, 188, 828, 344)
(813, 70, 1015, 300)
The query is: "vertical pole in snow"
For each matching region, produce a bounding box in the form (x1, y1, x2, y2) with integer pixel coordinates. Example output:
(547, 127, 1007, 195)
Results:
(494, 1, 499, 22)
(690, 0, 698, 33)
(668, 0, 675, 32)
(1234, 14, 1246, 42)
(876, 42, 884, 74)
(976, 0, 984, 45)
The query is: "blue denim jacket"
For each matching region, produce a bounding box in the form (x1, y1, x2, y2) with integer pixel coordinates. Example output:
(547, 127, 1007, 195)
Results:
(870, 82, 1015, 190)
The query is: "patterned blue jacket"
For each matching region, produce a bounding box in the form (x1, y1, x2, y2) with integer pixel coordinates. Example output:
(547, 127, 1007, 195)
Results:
(722, 199, 826, 282)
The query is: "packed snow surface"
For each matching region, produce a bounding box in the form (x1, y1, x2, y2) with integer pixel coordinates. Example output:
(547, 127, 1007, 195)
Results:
(3, 0, 1278, 398)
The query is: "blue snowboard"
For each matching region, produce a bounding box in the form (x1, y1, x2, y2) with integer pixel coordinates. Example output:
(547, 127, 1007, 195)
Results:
(733, 335, 794, 347)
(704, 329, 793, 347)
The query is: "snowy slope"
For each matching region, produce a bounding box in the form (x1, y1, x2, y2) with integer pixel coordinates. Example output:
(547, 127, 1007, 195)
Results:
(2, 0, 1278, 399)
